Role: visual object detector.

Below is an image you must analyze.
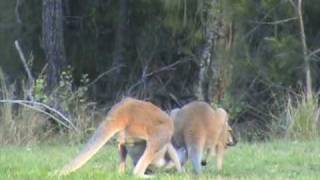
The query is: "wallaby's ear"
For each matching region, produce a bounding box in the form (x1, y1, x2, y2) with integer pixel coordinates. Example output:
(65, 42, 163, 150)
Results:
(227, 127, 237, 147)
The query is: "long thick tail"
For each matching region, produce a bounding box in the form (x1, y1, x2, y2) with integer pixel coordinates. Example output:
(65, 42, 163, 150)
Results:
(60, 120, 121, 175)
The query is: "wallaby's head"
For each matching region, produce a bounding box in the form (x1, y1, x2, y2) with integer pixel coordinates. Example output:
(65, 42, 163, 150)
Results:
(225, 122, 237, 147)
(216, 108, 237, 147)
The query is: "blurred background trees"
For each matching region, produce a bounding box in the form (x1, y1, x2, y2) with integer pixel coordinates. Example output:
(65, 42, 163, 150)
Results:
(1, 0, 320, 143)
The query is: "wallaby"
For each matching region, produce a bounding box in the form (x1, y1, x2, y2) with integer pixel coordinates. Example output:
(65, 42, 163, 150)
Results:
(170, 101, 236, 175)
(60, 97, 182, 178)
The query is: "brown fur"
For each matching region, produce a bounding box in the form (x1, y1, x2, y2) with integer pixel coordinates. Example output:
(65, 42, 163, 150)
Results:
(170, 101, 236, 175)
(60, 97, 182, 177)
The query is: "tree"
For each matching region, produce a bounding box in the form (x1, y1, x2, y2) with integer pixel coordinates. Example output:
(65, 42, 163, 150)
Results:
(296, 0, 312, 99)
(42, 0, 66, 90)
(112, 0, 128, 83)
(195, 0, 230, 103)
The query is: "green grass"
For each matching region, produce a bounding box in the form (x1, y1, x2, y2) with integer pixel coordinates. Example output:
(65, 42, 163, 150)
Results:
(1, 140, 320, 179)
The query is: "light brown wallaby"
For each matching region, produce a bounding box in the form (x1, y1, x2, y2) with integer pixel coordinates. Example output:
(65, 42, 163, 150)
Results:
(60, 97, 182, 178)
(170, 101, 236, 175)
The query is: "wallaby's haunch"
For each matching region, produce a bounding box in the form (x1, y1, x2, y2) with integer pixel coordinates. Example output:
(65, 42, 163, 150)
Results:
(170, 101, 236, 175)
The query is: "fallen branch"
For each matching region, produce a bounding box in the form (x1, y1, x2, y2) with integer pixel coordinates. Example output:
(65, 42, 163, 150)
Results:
(14, 40, 34, 101)
(0, 99, 78, 131)
(17, 102, 70, 128)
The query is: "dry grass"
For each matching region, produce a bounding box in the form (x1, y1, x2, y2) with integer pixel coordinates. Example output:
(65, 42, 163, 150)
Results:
(0, 68, 98, 145)
(270, 92, 320, 140)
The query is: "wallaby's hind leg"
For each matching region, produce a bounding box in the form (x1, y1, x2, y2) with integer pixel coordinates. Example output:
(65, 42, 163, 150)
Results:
(163, 146, 186, 170)
(166, 143, 182, 172)
(177, 147, 187, 166)
(215, 144, 224, 172)
(151, 144, 168, 166)
(133, 139, 167, 178)
(201, 149, 209, 166)
(118, 143, 127, 173)
(188, 145, 203, 175)
(201, 147, 216, 166)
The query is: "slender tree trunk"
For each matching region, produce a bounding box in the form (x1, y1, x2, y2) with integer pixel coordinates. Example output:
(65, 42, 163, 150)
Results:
(195, 0, 230, 103)
(195, 29, 214, 102)
(112, 0, 128, 81)
(195, 0, 224, 103)
(42, 0, 66, 90)
(297, 0, 312, 99)
(195, 1, 215, 102)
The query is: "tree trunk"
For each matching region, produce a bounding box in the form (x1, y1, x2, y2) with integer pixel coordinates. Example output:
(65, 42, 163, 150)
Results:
(195, 29, 214, 102)
(112, 0, 128, 81)
(194, 0, 217, 102)
(297, 0, 312, 99)
(195, 0, 230, 103)
(42, 0, 66, 90)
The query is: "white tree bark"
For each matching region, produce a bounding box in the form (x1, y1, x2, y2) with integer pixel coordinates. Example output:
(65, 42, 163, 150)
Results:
(196, 31, 214, 101)
(297, 0, 312, 99)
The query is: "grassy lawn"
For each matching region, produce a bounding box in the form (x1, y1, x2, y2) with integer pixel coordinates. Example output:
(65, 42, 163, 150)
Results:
(0, 140, 320, 179)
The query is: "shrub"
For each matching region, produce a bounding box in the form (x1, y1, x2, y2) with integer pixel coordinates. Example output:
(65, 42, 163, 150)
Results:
(270, 92, 319, 140)
(0, 67, 98, 145)
(0, 69, 48, 144)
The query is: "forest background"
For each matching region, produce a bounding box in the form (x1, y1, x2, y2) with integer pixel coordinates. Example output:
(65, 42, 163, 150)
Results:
(1, 0, 320, 144)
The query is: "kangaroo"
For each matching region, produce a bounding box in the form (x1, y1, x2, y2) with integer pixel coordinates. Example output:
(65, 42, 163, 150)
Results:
(170, 101, 236, 175)
(60, 97, 182, 177)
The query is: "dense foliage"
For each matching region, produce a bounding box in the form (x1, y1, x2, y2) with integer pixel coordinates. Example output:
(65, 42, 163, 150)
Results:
(1, 0, 320, 141)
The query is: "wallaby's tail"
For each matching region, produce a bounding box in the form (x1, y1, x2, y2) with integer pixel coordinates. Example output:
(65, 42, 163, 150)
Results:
(60, 119, 122, 175)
